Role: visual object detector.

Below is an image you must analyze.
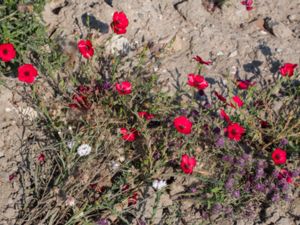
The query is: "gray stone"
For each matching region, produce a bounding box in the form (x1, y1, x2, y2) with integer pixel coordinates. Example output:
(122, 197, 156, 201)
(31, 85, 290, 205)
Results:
(290, 199, 300, 216)
(272, 23, 293, 39)
(276, 217, 295, 225)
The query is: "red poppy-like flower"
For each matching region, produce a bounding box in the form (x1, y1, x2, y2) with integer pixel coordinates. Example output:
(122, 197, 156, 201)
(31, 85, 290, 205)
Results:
(0, 43, 16, 62)
(225, 123, 245, 141)
(111, 11, 129, 35)
(220, 109, 231, 123)
(187, 74, 209, 90)
(173, 116, 193, 135)
(214, 91, 227, 103)
(278, 169, 293, 183)
(272, 148, 287, 165)
(193, 56, 212, 65)
(120, 128, 138, 142)
(237, 80, 256, 90)
(180, 154, 197, 174)
(18, 64, 38, 84)
(77, 40, 94, 59)
(138, 111, 154, 121)
(241, 0, 253, 11)
(231, 95, 244, 108)
(128, 192, 138, 206)
(115, 81, 132, 95)
(37, 153, 45, 164)
(279, 63, 298, 77)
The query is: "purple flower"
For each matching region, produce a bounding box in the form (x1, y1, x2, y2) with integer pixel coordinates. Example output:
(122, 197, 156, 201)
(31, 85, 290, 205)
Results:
(242, 153, 252, 162)
(257, 160, 267, 169)
(222, 155, 234, 163)
(236, 157, 246, 167)
(232, 190, 240, 198)
(291, 169, 300, 177)
(255, 183, 265, 192)
(212, 203, 223, 213)
(271, 192, 280, 202)
(279, 138, 288, 147)
(225, 178, 234, 191)
(255, 168, 265, 180)
(216, 137, 225, 148)
(244, 181, 251, 192)
(153, 151, 161, 160)
(223, 206, 233, 215)
(102, 81, 112, 90)
(97, 218, 109, 225)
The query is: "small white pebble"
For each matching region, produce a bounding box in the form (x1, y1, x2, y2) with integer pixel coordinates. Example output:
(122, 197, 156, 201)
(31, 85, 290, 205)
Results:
(5, 107, 12, 112)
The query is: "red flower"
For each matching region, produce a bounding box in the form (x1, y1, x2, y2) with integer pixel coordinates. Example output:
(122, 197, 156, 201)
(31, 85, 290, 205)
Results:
(237, 80, 256, 90)
(279, 63, 298, 77)
(225, 123, 245, 141)
(272, 148, 287, 165)
(187, 74, 209, 90)
(18, 64, 38, 84)
(241, 0, 253, 11)
(37, 153, 45, 164)
(193, 56, 212, 65)
(214, 91, 227, 103)
(115, 81, 132, 95)
(220, 109, 231, 123)
(231, 95, 244, 108)
(173, 116, 193, 135)
(138, 111, 154, 121)
(0, 43, 16, 62)
(111, 11, 129, 35)
(180, 154, 197, 174)
(128, 192, 138, 206)
(120, 128, 138, 142)
(77, 40, 94, 59)
(278, 169, 293, 184)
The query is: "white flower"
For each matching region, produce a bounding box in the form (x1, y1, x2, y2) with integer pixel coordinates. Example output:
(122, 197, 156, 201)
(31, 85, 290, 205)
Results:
(152, 180, 167, 190)
(77, 144, 91, 156)
(111, 161, 120, 170)
(65, 196, 76, 207)
(67, 140, 75, 149)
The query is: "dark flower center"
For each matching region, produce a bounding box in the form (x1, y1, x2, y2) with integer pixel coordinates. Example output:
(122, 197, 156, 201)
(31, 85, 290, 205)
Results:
(179, 125, 185, 130)
(184, 164, 190, 169)
(275, 154, 281, 160)
(24, 71, 30, 76)
(3, 49, 8, 55)
(231, 129, 237, 135)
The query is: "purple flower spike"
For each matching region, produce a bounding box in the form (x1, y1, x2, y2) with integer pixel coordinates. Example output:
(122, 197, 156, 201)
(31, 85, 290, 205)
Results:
(279, 138, 288, 147)
(222, 155, 234, 163)
(232, 190, 240, 198)
(225, 178, 234, 191)
(212, 203, 223, 213)
(271, 192, 280, 202)
(102, 81, 112, 90)
(216, 137, 225, 148)
(97, 218, 109, 225)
